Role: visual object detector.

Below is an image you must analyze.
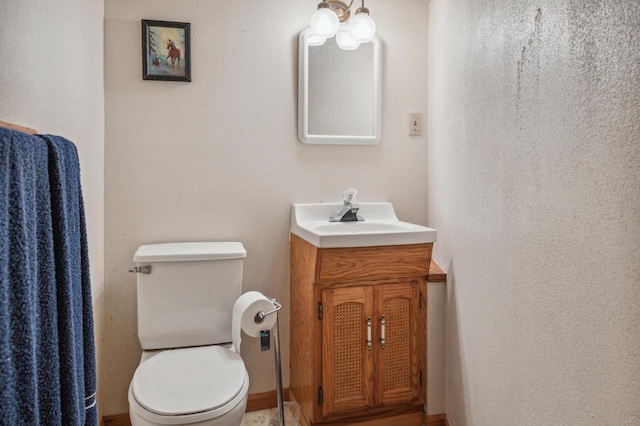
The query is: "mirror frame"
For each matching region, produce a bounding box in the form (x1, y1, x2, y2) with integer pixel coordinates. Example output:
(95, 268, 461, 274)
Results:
(298, 28, 382, 145)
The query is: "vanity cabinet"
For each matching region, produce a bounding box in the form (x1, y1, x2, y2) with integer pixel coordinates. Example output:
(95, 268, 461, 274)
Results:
(290, 234, 431, 426)
(322, 282, 425, 417)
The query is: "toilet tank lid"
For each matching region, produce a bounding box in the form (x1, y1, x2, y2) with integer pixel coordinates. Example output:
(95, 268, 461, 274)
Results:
(134, 242, 246, 262)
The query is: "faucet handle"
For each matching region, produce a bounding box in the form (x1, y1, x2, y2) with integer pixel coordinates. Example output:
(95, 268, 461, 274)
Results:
(343, 188, 358, 205)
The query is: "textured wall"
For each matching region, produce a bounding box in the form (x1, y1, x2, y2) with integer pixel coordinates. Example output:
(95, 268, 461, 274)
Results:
(104, 0, 429, 415)
(428, 0, 640, 424)
(0, 0, 105, 415)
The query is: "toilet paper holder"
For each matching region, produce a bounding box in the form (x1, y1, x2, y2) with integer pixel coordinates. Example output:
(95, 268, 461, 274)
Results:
(253, 297, 286, 426)
(254, 298, 282, 324)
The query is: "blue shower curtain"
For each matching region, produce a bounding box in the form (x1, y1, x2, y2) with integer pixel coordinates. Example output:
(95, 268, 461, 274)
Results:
(0, 127, 98, 426)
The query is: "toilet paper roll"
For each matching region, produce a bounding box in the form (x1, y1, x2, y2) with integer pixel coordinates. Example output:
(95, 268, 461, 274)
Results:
(232, 291, 277, 354)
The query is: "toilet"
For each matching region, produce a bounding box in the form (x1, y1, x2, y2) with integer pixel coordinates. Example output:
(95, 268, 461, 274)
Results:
(128, 242, 249, 426)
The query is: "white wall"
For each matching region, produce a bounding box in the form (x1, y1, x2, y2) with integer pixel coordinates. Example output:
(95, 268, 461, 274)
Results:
(0, 0, 105, 416)
(428, 0, 640, 424)
(104, 0, 429, 415)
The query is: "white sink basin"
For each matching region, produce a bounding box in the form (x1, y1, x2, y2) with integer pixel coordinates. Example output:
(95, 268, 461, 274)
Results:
(291, 202, 437, 248)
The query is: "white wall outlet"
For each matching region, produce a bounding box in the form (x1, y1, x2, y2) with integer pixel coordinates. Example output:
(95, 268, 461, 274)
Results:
(409, 113, 422, 136)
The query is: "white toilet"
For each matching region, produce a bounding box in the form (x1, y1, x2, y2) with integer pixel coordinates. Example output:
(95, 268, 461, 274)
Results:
(128, 242, 249, 426)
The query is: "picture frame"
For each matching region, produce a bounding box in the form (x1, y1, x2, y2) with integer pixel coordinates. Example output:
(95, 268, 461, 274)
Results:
(142, 20, 191, 82)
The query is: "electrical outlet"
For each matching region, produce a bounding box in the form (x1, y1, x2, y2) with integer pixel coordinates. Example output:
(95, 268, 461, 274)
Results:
(409, 113, 422, 136)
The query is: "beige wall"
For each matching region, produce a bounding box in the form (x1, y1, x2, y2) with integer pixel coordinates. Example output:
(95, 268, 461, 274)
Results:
(0, 0, 105, 416)
(428, 0, 640, 424)
(104, 0, 429, 415)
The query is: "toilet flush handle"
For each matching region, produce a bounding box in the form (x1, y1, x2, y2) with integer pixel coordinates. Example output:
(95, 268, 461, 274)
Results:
(128, 265, 151, 274)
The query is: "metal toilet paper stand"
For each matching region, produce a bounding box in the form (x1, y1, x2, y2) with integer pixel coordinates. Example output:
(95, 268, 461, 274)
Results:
(254, 298, 285, 426)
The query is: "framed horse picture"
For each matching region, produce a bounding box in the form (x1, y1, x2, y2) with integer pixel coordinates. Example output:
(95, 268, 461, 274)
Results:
(142, 20, 191, 82)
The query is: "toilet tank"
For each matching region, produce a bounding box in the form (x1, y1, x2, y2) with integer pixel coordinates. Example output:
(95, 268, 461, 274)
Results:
(133, 242, 246, 350)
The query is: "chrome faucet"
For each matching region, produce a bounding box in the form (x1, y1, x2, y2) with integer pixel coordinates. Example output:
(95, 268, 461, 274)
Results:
(330, 188, 364, 222)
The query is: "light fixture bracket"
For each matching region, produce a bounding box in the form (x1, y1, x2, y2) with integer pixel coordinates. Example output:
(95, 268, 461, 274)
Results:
(326, 0, 352, 22)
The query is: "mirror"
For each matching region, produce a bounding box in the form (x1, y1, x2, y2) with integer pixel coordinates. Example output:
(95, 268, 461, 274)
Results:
(298, 28, 382, 145)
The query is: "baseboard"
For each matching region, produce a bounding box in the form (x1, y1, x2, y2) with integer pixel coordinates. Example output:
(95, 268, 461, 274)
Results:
(425, 413, 447, 426)
(103, 392, 445, 426)
(103, 413, 131, 426)
(246, 388, 291, 412)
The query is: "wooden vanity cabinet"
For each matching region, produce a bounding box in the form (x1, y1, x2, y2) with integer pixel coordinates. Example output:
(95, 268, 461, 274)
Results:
(290, 234, 432, 426)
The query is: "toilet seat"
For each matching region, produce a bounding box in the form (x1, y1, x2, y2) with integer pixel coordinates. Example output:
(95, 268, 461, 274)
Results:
(130, 346, 249, 424)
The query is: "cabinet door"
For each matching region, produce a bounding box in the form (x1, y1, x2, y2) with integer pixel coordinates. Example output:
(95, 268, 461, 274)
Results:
(374, 282, 425, 406)
(321, 286, 374, 417)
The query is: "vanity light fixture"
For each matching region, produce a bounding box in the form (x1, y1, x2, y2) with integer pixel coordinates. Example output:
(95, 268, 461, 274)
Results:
(309, 0, 376, 48)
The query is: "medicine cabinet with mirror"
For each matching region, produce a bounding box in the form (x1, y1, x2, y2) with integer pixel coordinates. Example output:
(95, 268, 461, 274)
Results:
(298, 27, 382, 145)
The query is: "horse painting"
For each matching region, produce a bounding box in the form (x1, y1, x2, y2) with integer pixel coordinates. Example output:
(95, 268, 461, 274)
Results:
(165, 39, 181, 69)
(142, 20, 191, 81)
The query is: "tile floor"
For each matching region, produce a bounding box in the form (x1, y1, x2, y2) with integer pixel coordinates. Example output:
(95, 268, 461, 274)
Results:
(242, 401, 301, 426)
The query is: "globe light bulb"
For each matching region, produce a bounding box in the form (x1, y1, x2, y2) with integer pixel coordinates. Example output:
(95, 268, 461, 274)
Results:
(336, 31, 361, 50)
(308, 34, 328, 46)
(310, 6, 339, 38)
(348, 8, 376, 43)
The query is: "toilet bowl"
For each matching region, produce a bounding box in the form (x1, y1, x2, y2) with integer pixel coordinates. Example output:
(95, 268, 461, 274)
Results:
(127, 242, 249, 426)
(128, 346, 249, 426)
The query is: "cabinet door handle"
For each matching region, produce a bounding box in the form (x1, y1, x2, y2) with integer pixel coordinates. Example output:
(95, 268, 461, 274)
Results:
(366, 316, 372, 351)
(380, 315, 386, 349)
